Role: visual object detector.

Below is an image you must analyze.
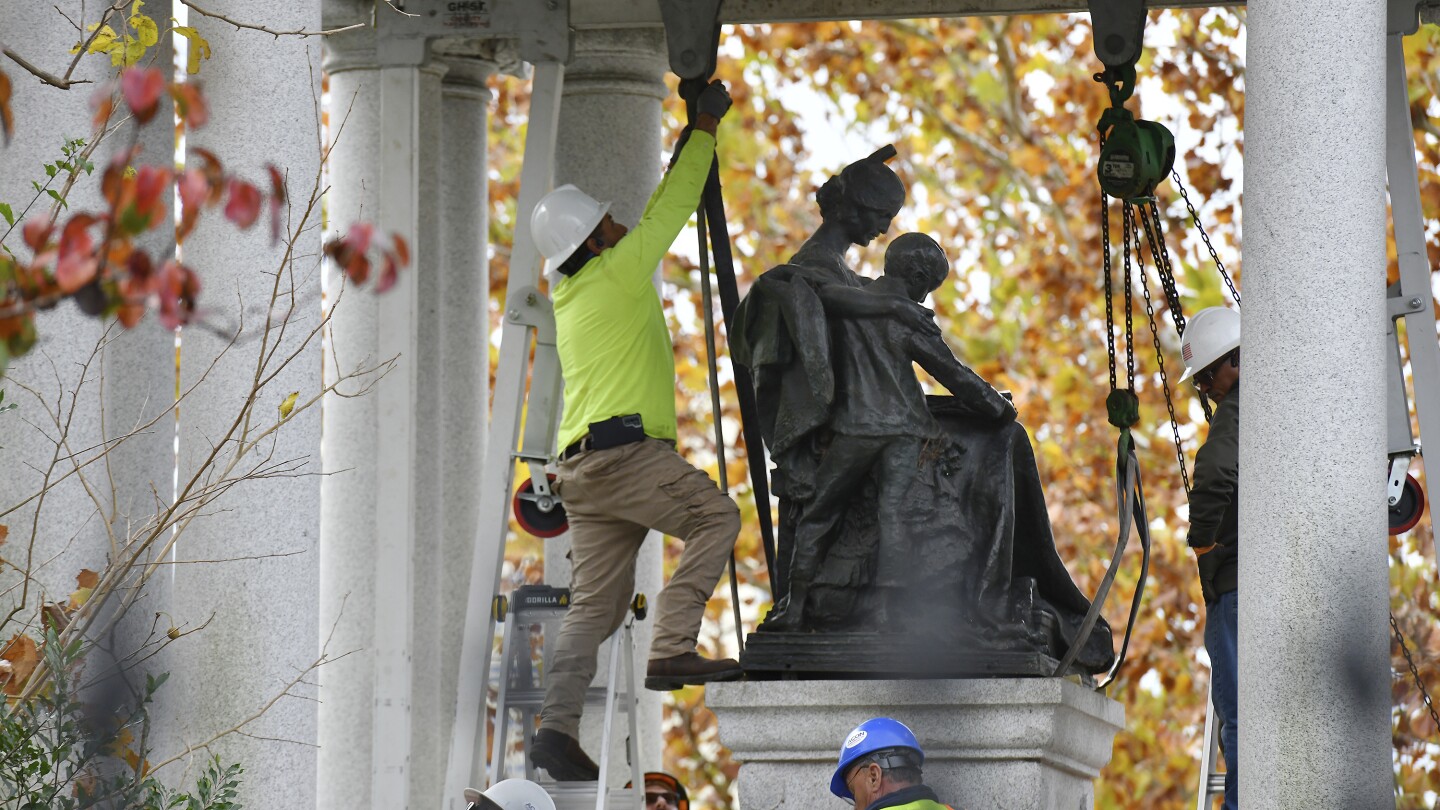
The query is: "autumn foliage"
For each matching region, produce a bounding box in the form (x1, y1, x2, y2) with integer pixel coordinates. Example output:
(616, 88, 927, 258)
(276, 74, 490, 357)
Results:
(0, 63, 408, 377)
(485, 10, 1440, 808)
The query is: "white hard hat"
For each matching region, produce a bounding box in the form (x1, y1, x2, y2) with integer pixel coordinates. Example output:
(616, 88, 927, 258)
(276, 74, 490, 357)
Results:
(464, 779, 556, 810)
(1179, 306, 1240, 382)
(530, 184, 610, 262)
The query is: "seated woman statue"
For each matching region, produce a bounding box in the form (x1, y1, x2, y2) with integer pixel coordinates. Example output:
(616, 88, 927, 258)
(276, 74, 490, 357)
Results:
(731, 144, 934, 613)
(733, 149, 1115, 676)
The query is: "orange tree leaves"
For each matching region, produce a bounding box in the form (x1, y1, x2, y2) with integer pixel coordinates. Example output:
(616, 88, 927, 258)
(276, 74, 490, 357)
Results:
(487, 11, 1440, 807)
(715, 16, 1229, 807)
(1, 633, 39, 697)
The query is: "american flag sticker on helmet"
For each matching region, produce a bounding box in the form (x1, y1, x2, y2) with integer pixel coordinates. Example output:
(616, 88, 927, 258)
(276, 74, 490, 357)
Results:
(1182, 343, 1192, 361)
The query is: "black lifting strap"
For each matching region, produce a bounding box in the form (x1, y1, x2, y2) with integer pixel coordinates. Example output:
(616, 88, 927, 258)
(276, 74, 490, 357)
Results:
(1052, 395, 1152, 686)
(678, 75, 780, 596)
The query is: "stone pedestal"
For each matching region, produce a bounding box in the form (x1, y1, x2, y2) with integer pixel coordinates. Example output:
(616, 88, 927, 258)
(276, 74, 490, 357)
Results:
(707, 679, 1122, 810)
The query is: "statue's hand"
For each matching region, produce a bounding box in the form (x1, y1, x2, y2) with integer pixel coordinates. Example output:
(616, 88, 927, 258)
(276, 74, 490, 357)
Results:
(897, 299, 941, 337)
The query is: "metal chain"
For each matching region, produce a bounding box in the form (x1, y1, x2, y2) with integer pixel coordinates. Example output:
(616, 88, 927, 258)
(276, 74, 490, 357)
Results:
(1143, 200, 1186, 335)
(1142, 200, 1213, 424)
(1121, 204, 1136, 390)
(1140, 201, 1211, 419)
(1171, 170, 1242, 307)
(1133, 208, 1193, 495)
(1097, 131, 1119, 394)
(1391, 612, 1440, 740)
(1102, 194, 1117, 392)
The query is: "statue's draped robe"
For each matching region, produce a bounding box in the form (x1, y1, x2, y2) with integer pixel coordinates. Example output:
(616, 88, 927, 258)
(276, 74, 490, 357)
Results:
(733, 258, 1116, 674)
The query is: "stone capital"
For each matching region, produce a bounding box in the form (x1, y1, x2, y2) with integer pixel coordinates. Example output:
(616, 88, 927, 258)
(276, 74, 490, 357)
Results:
(562, 27, 670, 102)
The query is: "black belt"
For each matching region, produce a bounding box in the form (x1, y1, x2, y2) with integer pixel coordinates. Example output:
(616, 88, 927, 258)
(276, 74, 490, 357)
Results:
(560, 435, 593, 461)
(560, 432, 661, 462)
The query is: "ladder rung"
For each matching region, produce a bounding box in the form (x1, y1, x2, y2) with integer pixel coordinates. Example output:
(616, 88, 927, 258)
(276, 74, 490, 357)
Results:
(543, 786, 640, 809)
(499, 687, 629, 709)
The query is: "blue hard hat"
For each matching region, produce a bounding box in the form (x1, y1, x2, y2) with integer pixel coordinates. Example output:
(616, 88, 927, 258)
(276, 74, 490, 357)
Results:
(829, 717, 925, 799)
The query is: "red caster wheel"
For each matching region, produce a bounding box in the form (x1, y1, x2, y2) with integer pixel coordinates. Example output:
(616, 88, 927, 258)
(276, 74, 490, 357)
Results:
(513, 475, 568, 538)
(1389, 473, 1425, 536)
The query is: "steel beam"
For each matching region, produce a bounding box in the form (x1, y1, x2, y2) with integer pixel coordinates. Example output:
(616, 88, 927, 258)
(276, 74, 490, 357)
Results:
(574, 0, 1239, 28)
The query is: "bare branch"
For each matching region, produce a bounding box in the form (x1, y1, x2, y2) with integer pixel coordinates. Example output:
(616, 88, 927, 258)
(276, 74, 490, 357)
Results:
(143, 550, 307, 566)
(177, 0, 366, 39)
(0, 0, 129, 90)
(147, 601, 359, 774)
(382, 0, 420, 18)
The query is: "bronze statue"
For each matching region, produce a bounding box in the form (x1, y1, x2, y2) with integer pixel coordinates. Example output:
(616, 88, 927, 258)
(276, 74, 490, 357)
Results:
(731, 147, 1115, 676)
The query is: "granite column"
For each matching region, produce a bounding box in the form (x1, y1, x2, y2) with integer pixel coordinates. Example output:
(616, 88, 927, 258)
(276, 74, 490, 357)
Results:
(1243, 2, 1393, 806)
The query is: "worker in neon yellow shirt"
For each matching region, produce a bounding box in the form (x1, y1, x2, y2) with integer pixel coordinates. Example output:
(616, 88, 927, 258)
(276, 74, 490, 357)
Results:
(526, 80, 741, 783)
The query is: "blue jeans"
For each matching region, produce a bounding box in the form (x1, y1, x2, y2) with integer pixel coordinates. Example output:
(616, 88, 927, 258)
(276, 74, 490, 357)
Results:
(1205, 590, 1238, 810)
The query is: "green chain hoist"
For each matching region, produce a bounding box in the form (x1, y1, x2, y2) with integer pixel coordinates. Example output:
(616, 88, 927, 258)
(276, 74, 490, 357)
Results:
(1095, 63, 1177, 202)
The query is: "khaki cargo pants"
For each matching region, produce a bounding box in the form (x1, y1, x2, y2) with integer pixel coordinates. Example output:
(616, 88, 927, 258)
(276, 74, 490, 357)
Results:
(539, 437, 741, 738)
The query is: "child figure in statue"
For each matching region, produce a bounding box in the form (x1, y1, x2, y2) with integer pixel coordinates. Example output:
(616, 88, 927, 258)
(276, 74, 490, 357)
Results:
(761, 233, 1016, 632)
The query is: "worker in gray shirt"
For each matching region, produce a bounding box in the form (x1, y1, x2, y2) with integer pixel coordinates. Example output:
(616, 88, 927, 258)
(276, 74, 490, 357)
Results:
(1179, 305, 1240, 810)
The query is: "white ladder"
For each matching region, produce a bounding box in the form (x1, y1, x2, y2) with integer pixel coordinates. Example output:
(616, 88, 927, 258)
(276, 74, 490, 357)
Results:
(444, 58, 568, 808)
(487, 585, 645, 810)
(1194, 684, 1226, 809)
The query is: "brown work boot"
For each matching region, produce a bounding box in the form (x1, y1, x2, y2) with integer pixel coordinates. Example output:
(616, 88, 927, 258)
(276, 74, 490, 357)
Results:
(530, 728, 599, 782)
(645, 652, 744, 691)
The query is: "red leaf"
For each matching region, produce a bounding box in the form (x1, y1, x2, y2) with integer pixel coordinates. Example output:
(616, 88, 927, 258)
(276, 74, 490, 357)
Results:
(115, 299, 146, 328)
(375, 254, 398, 293)
(22, 219, 52, 254)
(0, 68, 13, 146)
(189, 148, 225, 203)
(391, 233, 411, 267)
(169, 82, 208, 130)
(345, 254, 371, 285)
(176, 168, 208, 244)
(348, 222, 374, 255)
(223, 179, 261, 229)
(100, 146, 141, 210)
(127, 251, 155, 285)
(90, 81, 116, 128)
(266, 165, 286, 245)
(0, 314, 27, 341)
(117, 253, 153, 328)
(54, 215, 100, 294)
(155, 260, 201, 330)
(120, 68, 165, 124)
(129, 165, 171, 232)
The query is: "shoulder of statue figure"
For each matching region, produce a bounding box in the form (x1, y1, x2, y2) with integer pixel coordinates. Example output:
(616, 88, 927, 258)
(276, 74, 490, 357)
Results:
(755, 263, 804, 286)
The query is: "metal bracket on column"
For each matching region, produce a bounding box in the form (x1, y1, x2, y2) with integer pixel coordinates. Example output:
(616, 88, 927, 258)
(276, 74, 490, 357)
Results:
(376, 0, 573, 66)
(1386, 31, 1440, 556)
(1388, 0, 1440, 35)
(1387, 284, 1420, 457)
(659, 0, 723, 80)
(1088, 0, 1147, 68)
(505, 286, 561, 499)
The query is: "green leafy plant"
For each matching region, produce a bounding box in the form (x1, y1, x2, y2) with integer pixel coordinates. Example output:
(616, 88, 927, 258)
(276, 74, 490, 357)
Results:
(0, 136, 94, 259)
(0, 630, 245, 809)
